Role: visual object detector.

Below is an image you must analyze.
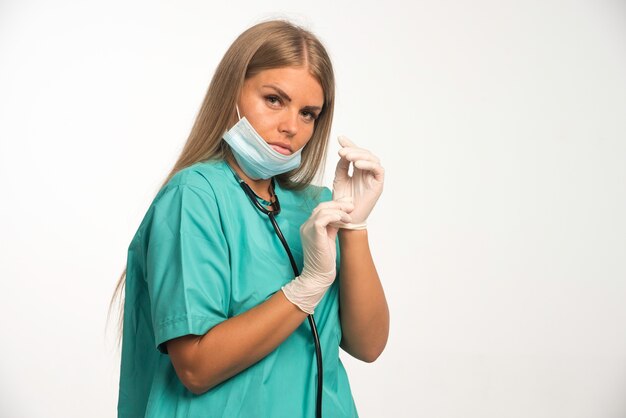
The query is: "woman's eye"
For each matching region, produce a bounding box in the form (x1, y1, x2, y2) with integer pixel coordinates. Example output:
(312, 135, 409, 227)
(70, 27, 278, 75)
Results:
(266, 95, 281, 106)
(301, 111, 318, 122)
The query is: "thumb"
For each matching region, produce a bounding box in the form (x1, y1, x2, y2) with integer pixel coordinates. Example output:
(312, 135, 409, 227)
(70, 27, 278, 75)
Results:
(326, 224, 339, 242)
(334, 156, 351, 182)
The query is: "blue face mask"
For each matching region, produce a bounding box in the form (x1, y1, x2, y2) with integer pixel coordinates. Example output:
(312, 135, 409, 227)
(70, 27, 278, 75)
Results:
(222, 106, 303, 180)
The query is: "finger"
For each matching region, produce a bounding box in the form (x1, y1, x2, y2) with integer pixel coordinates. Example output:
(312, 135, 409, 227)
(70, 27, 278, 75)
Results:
(338, 135, 357, 149)
(338, 136, 380, 160)
(312, 200, 355, 215)
(353, 160, 385, 182)
(338, 148, 380, 164)
(326, 225, 339, 242)
(328, 220, 345, 230)
(314, 209, 352, 229)
(314, 200, 355, 211)
(334, 155, 351, 182)
(319, 210, 352, 226)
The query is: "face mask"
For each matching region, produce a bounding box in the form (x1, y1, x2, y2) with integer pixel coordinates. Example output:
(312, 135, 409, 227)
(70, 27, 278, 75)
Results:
(222, 106, 303, 180)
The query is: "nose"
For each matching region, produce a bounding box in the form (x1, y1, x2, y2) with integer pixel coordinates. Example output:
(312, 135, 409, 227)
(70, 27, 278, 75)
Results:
(278, 109, 298, 137)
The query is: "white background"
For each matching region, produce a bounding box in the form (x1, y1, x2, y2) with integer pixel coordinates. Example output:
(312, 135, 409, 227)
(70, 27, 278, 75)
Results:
(1, 1, 626, 417)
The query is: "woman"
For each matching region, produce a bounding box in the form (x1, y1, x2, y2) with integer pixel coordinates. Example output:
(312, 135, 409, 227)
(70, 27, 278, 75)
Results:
(112, 20, 389, 417)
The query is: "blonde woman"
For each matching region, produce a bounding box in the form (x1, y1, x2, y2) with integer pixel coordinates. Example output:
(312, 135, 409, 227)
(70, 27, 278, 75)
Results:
(112, 20, 389, 418)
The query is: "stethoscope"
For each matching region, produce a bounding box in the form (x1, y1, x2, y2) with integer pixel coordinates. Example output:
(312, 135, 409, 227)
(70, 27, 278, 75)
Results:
(228, 166, 324, 418)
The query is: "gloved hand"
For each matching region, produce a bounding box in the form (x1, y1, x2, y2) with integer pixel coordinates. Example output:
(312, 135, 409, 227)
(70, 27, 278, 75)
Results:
(281, 200, 354, 314)
(331, 136, 385, 230)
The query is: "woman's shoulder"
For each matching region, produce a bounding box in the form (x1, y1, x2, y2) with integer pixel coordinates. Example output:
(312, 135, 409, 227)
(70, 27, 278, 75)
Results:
(131, 160, 229, 242)
(157, 159, 231, 198)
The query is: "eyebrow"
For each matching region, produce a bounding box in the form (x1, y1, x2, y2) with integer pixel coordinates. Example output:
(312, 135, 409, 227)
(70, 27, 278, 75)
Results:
(262, 84, 323, 112)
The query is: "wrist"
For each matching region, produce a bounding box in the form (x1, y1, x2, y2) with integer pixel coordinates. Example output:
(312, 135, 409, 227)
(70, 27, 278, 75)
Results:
(339, 228, 368, 239)
(281, 271, 334, 315)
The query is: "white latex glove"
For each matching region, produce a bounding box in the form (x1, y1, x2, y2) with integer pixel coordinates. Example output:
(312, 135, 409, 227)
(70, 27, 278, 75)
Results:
(331, 136, 385, 230)
(281, 200, 354, 314)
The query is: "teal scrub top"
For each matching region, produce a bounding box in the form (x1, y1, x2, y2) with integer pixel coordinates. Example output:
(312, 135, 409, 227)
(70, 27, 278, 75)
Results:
(118, 159, 359, 418)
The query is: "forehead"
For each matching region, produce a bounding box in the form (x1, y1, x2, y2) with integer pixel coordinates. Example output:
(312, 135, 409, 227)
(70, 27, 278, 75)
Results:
(245, 67, 324, 106)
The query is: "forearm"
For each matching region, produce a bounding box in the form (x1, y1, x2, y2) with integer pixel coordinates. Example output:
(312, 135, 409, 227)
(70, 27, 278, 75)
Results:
(338, 229, 389, 362)
(168, 290, 308, 394)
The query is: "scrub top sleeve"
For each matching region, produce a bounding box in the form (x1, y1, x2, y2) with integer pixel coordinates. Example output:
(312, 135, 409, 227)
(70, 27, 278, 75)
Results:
(145, 184, 230, 354)
(320, 186, 332, 203)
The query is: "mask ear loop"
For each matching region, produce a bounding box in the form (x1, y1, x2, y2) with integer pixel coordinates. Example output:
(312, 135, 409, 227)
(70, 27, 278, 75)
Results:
(235, 104, 242, 120)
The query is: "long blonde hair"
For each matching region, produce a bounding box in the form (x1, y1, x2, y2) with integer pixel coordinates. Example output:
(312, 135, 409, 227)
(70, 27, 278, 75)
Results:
(108, 20, 336, 344)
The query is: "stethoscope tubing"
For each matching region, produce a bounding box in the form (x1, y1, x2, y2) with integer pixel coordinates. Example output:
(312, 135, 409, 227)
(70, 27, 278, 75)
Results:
(237, 179, 324, 418)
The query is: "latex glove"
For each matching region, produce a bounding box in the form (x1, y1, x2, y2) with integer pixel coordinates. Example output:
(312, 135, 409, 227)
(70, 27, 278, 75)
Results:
(331, 136, 385, 230)
(282, 200, 354, 314)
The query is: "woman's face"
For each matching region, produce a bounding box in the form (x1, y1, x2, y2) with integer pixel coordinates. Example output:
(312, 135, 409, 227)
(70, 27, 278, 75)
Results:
(237, 66, 324, 155)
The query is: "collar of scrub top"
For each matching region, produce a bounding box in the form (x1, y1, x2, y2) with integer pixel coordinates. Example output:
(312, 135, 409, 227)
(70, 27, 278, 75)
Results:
(225, 161, 281, 216)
